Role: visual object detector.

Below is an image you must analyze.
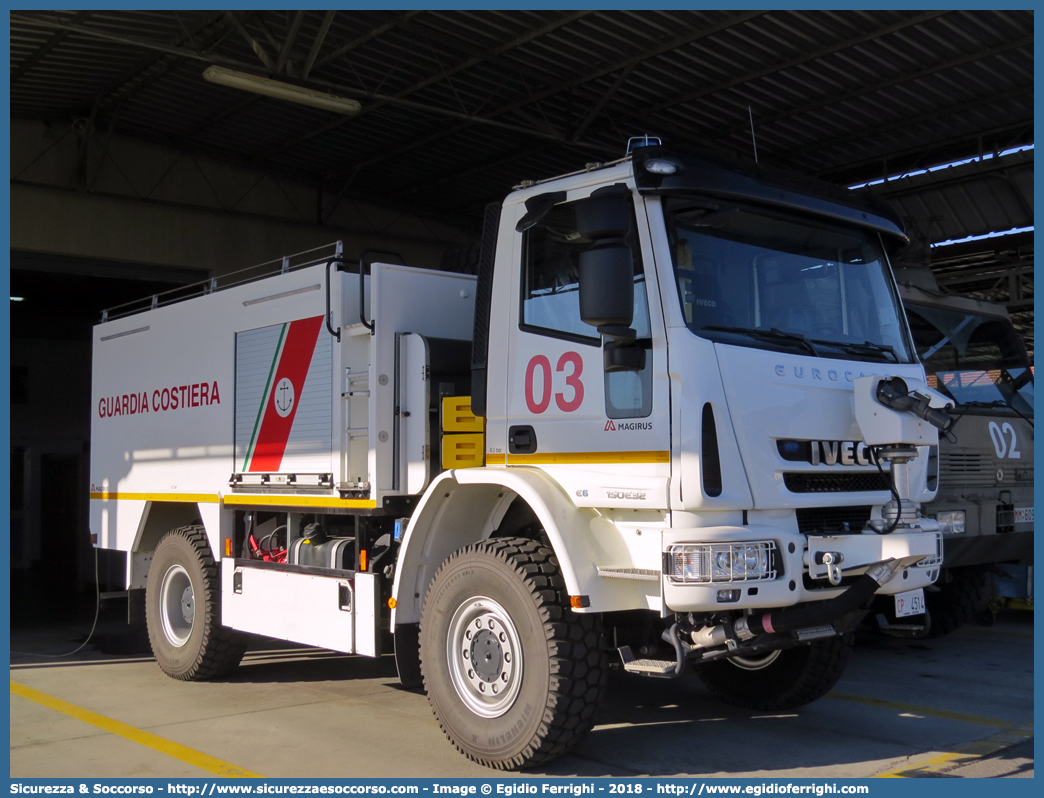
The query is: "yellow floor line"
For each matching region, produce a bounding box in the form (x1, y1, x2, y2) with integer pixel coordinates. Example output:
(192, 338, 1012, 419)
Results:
(875, 726, 1034, 778)
(11, 681, 264, 778)
(829, 691, 1024, 728)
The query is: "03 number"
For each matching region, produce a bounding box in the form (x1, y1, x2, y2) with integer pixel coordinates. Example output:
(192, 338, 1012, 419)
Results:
(524, 352, 585, 414)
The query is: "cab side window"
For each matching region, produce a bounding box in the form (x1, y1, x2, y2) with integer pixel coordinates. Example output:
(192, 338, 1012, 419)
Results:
(520, 196, 653, 419)
(521, 200, 650, 343)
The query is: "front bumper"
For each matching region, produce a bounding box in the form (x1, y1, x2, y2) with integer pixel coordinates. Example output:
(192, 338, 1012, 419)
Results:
(662, 523, 941, 613)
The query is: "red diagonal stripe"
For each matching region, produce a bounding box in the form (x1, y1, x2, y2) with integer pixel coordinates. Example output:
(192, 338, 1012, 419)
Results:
(248, 316, 324, 472)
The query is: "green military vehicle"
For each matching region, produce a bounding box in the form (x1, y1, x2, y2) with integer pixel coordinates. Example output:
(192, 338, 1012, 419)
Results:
(893, 267, 1033, 635)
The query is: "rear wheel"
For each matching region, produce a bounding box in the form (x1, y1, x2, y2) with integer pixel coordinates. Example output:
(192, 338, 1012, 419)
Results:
(420, 537, 605, 769)
(695, 635, 852, 711)
(145, 526, 247, 680)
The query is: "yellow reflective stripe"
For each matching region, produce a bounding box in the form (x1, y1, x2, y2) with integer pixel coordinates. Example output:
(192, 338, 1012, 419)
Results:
(487, 450, 670, 466)
(89, 492, 376, 509)
(223, 495, 377, 509)
(90, 492, 218, 503)
(11, 681, 263, 778)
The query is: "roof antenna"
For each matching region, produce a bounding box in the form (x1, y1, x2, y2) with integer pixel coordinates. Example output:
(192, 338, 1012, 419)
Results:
(748, 105, 759, 163)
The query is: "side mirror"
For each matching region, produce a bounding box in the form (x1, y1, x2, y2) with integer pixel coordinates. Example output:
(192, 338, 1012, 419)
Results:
(575, 184, 635, 337)
(579, 243, 633, 330)
(604, 340, 646, 373)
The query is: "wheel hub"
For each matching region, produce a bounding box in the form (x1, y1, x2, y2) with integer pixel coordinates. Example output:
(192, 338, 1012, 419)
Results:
(180, 587, 195, 626)
(470, 627, 504, 683)
(159, 564, 195, 648)
(447, 597, 523, 718)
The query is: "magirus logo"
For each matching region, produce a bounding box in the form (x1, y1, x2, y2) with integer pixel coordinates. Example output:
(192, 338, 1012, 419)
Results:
(604, 420, 653, 431)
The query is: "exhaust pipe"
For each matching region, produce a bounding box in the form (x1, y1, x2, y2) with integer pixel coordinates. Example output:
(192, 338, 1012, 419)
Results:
(691, 559, 902, 650)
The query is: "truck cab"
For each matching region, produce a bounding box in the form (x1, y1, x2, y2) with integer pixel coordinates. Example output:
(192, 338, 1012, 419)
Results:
(391, 140, 952, 762)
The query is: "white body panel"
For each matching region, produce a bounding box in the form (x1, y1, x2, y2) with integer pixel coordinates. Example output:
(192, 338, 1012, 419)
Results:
(90, 265, 344, 555)
(90, 262, 477, 555)
(369, 264, 475, 497)
(222, 560, 355, 653)
(488, 175, 672, 510)
(401, 333, 431, 495)
(716, 346, 936, 508)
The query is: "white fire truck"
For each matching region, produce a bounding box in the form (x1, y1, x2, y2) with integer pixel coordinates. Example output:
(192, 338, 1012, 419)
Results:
(91, 139, 954, 769)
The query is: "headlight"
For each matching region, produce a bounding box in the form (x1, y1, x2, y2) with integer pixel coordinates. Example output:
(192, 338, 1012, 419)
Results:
(936, 510, 966, 535)
(666, 541, 777, 583)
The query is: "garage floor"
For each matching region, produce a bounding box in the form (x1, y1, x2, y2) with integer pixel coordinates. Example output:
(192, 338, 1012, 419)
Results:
(10, 610, 1033, 779)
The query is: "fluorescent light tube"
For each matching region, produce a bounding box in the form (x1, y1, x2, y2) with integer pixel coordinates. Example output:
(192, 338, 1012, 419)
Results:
(203, 66, 361, 115)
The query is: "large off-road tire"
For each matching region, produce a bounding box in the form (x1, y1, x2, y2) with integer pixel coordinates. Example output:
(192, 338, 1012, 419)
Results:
(146, 526, 247, 681)
(419, 538, 606, 770)
(925, 565, 993, 638)
(695, 635, 852, 711)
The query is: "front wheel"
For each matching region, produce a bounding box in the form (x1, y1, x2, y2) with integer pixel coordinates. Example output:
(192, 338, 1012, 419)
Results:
(695, 635, 852, 711)
(145, 526, 247, 681)
(925, 565, 993, 638)
(420, 538, 605, 769)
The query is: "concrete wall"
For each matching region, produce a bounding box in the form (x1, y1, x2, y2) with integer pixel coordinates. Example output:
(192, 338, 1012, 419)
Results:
(11, 119, 471, 278)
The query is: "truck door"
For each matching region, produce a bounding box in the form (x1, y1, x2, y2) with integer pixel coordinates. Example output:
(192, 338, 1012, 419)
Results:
(496, 186, 671, 508)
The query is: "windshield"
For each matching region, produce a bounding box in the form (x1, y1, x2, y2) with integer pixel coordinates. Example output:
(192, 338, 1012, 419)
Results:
(905, 303, 1034, 415)
(663, 197, 913, 363)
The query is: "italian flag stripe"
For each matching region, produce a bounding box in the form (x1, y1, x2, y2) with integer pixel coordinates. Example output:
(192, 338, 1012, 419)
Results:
(246, 316, 325, 473)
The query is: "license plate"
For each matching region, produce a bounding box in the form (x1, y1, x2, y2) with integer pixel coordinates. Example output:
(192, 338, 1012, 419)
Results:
(894, 588, 925, 618)
(1014, 506, 1034, 524)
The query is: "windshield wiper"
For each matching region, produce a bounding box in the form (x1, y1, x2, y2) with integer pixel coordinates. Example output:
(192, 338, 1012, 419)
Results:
(702, 325, 820, 357)
(810, 339, 899, 363)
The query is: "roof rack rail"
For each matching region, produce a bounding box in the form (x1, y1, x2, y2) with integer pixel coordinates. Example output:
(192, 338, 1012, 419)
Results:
(100, 241, 344, 322)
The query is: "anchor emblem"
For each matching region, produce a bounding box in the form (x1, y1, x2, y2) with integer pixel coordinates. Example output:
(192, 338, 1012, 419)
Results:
(273, 377, 295, 418)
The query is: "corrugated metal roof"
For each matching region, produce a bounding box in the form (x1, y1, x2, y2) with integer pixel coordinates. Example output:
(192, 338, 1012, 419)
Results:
(11, 9, 1032, 231)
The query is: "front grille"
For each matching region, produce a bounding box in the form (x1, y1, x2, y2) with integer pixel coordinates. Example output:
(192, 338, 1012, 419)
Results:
(796, 505, 874, 535)
(942, 453, 987, 473)
(939, 454, 1032, 488)
(939, 453, 990, 488)
(784, 472, 890, 493)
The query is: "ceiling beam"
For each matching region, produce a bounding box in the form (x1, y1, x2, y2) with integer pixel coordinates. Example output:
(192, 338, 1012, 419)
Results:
(224, 10, 274, 71)
(704, 34, 1033, 152)
(274, 11, 306, 76)
(312, 11, 424, 72)
(260, 10, 593, 162)
(570, 65, 635, 142)
(11, 10, 93, 83)
(321, 10, 764, 184)
(637, 10, 947, 121)
(10, 14, 597, 151)
(771, 85, 1032, 166)
(874, 152, 1032, 200)
(74, 14, 235, 119)
(302, 11, 336, 79)
(815, 120, 1033, 184)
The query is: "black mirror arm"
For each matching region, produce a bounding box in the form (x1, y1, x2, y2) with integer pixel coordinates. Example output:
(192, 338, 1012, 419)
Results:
(598, 324, 637, 343)
(515, 191, 567, 232)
